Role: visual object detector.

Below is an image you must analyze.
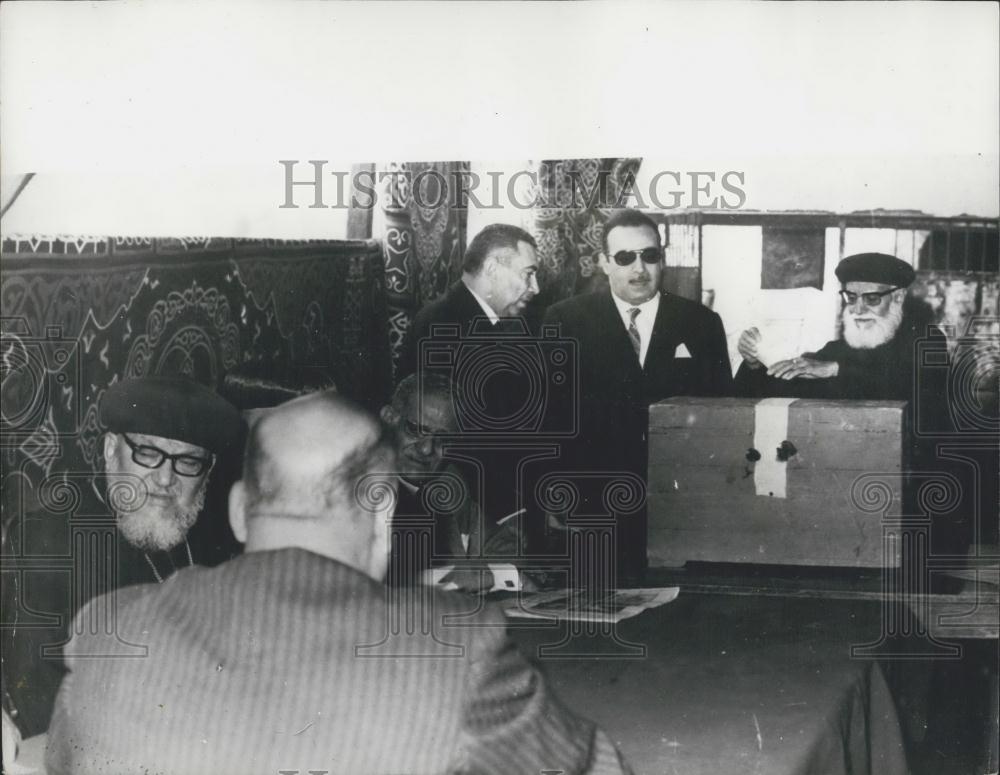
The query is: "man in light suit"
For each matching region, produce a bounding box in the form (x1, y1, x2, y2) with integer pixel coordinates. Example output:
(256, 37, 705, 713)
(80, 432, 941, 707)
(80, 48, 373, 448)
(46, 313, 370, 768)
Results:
(543, 209, 733, 583)
(46, 390, 629, 775)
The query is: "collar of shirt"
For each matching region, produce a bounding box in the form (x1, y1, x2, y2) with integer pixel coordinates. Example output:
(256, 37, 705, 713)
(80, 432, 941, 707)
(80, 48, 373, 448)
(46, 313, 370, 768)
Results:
(611, 291, 660, 366)
(464, 281, 500, 325)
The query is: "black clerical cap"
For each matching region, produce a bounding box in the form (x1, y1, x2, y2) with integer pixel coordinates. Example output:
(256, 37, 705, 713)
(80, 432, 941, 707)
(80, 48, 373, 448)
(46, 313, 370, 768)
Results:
(100, 376, 243, 454)
(835, 253, 915, 287)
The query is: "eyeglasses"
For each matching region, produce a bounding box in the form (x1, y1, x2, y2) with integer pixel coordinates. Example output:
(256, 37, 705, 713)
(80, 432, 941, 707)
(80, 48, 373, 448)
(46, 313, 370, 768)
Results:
(120, 434, 212, 477)
(839, 288, 900, 307)
(611, 247, 662, 267)
(403, 419, 447, 441)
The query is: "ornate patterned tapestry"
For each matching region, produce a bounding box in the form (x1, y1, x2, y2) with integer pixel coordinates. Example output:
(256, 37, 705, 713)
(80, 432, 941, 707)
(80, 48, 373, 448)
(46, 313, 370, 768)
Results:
(1, 235, 391, 531)
(378, 162, 468, 377)
(1, 236, 392, 729)
(531, 158, 643, 307)
(375, 158, 642, 376)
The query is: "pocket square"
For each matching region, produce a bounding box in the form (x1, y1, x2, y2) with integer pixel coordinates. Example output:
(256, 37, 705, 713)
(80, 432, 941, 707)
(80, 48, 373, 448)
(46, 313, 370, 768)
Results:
(674, 343, 692, 359)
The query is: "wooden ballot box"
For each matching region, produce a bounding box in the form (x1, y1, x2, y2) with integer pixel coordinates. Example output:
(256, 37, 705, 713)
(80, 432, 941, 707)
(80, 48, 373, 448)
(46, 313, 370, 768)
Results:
(647, 397, 907, 568)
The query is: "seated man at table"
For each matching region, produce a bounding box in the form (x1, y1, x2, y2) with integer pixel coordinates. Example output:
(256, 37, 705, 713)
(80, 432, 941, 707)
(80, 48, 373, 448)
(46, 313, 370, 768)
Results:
(99, 375, 245, 582)
(46, 390, 630, 775)
(1, 375, 242, 739)
(735, 253, 960, 529)
(734, 251, 967, 750)
(381, 372, 525, 592)
(398, 223, 543, 540)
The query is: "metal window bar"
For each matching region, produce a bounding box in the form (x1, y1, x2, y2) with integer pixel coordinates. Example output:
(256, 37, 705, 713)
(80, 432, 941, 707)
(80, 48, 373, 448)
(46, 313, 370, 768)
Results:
(659, 212, 997, 274)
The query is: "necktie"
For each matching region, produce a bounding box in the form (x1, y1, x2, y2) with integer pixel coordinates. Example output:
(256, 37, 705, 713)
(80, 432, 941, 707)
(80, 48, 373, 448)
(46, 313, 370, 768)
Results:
(627, 307, 642, 360)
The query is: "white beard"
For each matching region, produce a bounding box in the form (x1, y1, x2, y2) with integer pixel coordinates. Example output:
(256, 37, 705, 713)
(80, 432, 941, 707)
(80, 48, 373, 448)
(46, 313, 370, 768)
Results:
(842, 299, 904, 350)
(114, 482, 206, 552)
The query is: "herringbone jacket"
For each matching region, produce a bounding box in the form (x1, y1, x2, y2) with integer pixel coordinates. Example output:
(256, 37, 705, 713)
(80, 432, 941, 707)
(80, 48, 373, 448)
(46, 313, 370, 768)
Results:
(46, 547, 630, 775)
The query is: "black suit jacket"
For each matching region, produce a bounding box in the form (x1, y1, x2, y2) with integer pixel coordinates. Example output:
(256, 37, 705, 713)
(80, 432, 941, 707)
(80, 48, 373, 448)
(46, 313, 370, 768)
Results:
(399, 282, 538, 526)
(399, 281, 490, 381)
(543, 290, 733, 480)
(400, 281, 544, 381)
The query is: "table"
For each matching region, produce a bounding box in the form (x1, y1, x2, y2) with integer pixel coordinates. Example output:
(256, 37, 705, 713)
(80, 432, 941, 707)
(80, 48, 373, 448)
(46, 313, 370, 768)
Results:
(906, 572, 999, 774)
(508, 591, 910, 775)
(12, 592, 912, 775)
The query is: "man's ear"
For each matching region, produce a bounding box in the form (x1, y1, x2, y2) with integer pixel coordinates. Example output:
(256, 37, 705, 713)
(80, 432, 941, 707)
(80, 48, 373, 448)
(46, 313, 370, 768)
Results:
(366, 478, 395, 582)
(103, 433, 118, 462)
(598, 252, 611, 276)
(379, 405, 398, 426)
(228, 482, 248, 545)
(892, 288, 907, 304)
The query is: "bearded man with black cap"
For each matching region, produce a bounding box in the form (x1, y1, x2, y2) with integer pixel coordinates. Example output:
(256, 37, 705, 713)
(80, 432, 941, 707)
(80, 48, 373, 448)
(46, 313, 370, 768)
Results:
(736, 252, 949, 421)
(1, 376, 243, 741)
(99, 375, 244, 585)
(735, 251, 964, 560)
(735, 252, 967, 753)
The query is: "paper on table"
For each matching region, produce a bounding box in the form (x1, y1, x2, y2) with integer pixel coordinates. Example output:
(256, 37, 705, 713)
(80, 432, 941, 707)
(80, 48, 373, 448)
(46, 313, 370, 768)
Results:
(487, 563, 520, 592)
(420, 564, 522, 592)
(421, 565, 459, 590)
(942, 566, 999, 586)
(504, 587, 680, 623)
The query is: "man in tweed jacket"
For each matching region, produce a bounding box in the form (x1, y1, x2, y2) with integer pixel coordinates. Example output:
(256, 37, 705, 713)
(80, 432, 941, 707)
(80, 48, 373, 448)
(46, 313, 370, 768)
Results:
(46, 390, 630, 775)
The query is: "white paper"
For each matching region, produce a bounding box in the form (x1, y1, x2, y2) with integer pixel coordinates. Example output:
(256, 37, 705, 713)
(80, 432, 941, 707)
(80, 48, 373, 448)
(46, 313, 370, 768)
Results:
(504, 587, 680, 623)
(487, 563, 520, 592)
(752, 321, 808, 369)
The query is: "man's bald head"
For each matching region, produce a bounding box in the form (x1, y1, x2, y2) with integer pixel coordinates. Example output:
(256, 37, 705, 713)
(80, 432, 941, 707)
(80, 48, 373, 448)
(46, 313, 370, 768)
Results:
(246, 391, 384, 511)
(230, 391, 396, 578)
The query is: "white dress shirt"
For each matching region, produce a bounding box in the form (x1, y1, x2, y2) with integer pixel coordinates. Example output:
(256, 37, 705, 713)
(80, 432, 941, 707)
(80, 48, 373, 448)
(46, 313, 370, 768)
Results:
(611, 292, 660, 367)
(464, 282, 500, 325)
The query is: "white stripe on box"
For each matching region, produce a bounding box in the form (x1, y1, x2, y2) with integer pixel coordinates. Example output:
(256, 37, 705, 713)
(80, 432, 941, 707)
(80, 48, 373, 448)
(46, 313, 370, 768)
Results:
(753, 397, 798, 499)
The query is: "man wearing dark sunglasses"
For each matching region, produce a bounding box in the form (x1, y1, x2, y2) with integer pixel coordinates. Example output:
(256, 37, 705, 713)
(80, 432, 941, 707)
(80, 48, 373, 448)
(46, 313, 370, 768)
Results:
(542, 209, 733, 584)
(100, 375, 243, 586)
